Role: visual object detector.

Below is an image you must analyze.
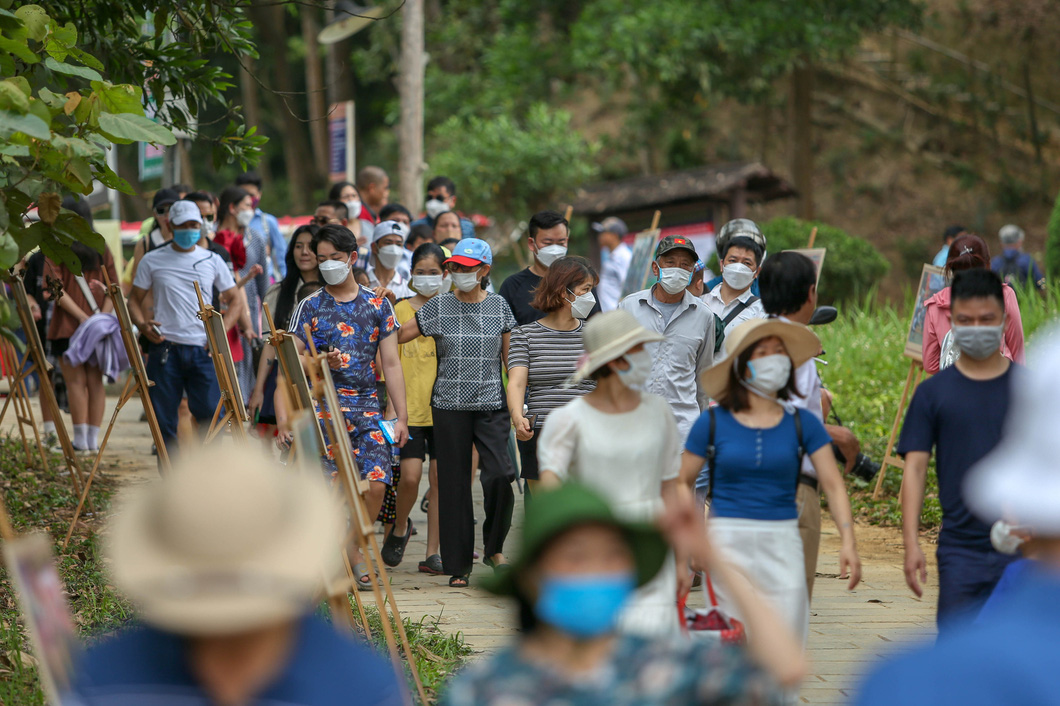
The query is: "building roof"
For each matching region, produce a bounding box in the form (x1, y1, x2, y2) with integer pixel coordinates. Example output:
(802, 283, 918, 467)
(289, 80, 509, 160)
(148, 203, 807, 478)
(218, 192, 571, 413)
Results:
(571, 162, 795, 217)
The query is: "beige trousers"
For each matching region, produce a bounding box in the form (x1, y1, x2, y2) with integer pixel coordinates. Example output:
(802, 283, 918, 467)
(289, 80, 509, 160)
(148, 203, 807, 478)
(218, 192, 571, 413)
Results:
(796, 481, 821, 601)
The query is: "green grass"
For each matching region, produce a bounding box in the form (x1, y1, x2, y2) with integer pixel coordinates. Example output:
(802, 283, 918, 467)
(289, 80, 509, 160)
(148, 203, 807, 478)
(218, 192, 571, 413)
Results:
(0, 436, 472, 704)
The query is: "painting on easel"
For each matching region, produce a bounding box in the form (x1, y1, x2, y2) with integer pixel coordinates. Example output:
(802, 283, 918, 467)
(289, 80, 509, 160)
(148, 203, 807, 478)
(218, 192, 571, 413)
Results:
(904, 264, 947, 362)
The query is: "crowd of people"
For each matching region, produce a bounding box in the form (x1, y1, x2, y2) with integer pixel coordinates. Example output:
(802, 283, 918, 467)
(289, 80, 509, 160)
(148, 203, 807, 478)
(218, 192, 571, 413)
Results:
(14, 168, 1055, 705)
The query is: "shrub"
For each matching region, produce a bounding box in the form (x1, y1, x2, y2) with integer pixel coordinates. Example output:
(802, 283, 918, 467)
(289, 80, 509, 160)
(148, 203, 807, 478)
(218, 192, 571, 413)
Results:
(1046, 188, 1060, 278)
(760, 217, 890, 305)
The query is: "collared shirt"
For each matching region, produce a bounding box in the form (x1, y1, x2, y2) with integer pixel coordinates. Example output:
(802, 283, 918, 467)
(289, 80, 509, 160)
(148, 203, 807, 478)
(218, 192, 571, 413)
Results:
(771, 316, 824, 477)
(250, 208, 286, 280)
(703, 283, 766, 341)
(617, 287, 715, 439)
(367, 264, 413, 300)
(598, 242, 632, 311)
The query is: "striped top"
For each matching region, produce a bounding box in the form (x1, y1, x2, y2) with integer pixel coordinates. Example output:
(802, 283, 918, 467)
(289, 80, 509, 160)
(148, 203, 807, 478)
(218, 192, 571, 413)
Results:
(507, 321, 596, 429)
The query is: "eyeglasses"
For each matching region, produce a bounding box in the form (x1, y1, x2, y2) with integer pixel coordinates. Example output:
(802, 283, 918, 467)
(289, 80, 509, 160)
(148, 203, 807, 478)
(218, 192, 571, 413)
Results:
(155, 205, 171, 216)
(313, 216, 337, 226)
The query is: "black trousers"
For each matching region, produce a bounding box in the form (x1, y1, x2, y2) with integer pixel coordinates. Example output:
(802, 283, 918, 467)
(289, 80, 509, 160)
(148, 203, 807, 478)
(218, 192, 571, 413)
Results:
(432, 406, 516, 576)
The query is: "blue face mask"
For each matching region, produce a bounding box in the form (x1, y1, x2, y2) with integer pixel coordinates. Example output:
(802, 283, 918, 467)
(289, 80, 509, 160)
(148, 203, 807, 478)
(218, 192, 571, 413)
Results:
(534, 572, 636, 638)
(172, 228, 201, 249)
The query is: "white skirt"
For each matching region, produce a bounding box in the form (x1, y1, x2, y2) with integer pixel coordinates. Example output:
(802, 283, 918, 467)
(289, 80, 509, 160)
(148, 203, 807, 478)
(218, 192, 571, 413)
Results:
(617, 551, 680, 638)
(707, 517, 809, 647)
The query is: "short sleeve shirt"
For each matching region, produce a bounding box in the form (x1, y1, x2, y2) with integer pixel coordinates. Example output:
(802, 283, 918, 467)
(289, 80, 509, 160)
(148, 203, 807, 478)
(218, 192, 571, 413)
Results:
(395, 298, 437, 427)
(507, 321, 595, 428)
(897, 363, 1018, 550)
(440, 635, 783, 706)
(416, 292, 516, 411)
(292, 286, 397, 410)
(132, 245, 236, 347)
(685, 407, 832, 520)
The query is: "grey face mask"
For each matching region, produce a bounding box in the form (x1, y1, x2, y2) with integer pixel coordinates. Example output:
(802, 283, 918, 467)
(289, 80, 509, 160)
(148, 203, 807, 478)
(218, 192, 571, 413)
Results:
(951, 323, 1004, 360)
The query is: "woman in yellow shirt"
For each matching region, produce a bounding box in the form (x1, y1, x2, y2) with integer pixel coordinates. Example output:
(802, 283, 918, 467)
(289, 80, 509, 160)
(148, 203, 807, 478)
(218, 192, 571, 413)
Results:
(387, 243, 450, 573)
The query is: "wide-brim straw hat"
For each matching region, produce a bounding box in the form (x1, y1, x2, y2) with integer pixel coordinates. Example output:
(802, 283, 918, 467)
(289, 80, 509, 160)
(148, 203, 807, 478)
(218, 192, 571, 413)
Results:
(481, 482, 668, 597)
(700, 318, 821, 400)
(966, 324, 1060, 535)
(569, 310, 665, 383)
(106, 445, 343, 636)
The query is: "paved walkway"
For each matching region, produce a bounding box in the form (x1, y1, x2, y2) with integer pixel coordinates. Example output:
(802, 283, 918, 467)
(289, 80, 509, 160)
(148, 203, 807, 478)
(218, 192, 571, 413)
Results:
(3, 393, 940, 704)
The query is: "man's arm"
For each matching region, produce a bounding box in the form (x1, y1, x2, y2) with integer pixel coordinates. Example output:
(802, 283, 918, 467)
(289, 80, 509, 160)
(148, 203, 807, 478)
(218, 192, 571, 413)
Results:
(900, 450, 931, 597)
(128, 285, 164, 344)
(694, 312, 715, 411)
(377, 333, 409, 446)
(269, 216, 287, 277)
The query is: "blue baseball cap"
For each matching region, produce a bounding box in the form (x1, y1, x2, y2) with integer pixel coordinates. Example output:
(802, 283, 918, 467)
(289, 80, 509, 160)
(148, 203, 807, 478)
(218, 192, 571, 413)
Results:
(445, 238, 493, 266)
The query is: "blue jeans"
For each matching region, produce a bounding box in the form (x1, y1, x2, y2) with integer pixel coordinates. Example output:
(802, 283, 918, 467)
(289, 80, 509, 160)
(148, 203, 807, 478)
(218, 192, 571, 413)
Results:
(936, 544, 1016, 631)
(146, 342, 221, 456)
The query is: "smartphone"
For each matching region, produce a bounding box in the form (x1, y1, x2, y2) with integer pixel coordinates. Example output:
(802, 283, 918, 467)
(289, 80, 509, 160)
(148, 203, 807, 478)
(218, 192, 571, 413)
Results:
(526, 414, 537, 429)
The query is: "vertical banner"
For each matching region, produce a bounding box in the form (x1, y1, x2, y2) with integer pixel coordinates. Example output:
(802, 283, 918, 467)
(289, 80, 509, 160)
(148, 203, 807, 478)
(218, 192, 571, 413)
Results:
(328, 100, 356, 183)
(139, 142, 164, 181)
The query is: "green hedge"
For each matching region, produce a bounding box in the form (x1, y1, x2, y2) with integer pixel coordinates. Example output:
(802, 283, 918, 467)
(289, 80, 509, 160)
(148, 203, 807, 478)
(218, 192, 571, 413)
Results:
(760, 217, 890, 305)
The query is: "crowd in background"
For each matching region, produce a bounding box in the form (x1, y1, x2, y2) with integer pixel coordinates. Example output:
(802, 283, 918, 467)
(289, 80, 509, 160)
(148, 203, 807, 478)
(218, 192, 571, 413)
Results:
(14, 168, 1056, 705)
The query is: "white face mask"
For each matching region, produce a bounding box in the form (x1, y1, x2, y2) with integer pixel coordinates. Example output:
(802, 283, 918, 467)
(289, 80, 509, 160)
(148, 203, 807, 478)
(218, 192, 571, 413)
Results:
(722, 263, 756, 291)
(319, 256, 351, 286)
(990, 521, 1025, 555)
(657, 266, 692, 295)
(451, 271, 480, 292)
(236, 209, 254, 228)
(344, 199, 361, 217)
(376, 243, 404, 270)
(411, 274, 447, 297)
(615, 349, 653, 388)
(567, 290, 596, 319)
(535, 244, 567, 268)
(425, 199, 450, 220)
(743, 354, 792, 395)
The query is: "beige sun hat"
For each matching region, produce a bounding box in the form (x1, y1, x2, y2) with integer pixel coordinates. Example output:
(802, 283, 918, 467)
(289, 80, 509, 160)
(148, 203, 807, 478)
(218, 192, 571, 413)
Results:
(700, 318, 821, 400)
(570, 310, 665, 383)
(106, 445, 343, 636)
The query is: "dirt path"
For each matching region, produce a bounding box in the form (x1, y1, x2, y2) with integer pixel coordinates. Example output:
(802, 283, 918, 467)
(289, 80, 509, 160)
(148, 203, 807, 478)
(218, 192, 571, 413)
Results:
(2, 394, 940, 704)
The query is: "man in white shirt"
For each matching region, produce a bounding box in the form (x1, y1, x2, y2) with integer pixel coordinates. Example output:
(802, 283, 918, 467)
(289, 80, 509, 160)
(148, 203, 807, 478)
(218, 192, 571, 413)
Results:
(703, 234, 766, 345)
(366, 220, 413, 301)
(128, 200, 241, 458)
(618, 235, 715, 440)
(593, 217, 632, 311)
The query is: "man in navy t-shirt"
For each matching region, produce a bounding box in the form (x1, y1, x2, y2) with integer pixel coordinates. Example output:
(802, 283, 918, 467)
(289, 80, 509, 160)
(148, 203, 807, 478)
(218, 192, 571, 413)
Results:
(898, 269, 1020, 629)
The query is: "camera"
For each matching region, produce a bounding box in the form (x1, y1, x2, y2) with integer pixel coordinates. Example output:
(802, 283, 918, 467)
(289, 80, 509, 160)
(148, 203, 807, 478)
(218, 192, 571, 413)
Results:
(850, 453, 881, 482)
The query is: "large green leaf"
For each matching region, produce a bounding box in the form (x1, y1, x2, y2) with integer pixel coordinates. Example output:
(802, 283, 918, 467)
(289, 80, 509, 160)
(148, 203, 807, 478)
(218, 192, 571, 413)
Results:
(43, 56, 102, 82)
(0, 230, 18, 269)
(96, 164, 133, 194)
(0, 79, 29, 112)
(0, 34, 39, 63)
(39, 231, 81, 273)
(97, 111, 176, 145)
(54, 211, 106, 252)
(37, 86, 67, 111)
(0, 109, 49, 139)
(91, 81, 144, 116)
(13, 4, 48, 42)
(0, 196, 7, 231)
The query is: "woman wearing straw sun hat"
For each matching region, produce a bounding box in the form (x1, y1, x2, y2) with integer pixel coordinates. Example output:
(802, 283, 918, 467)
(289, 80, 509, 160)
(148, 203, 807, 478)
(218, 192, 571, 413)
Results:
(679, 318, 861, 649)
(537, 310, 684, 637)
(69, 445, 404, 705)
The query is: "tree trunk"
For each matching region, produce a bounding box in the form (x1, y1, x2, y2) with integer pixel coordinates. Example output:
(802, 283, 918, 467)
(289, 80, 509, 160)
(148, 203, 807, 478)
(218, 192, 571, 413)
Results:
(303, 7, 329, 178)
(1022, 57, 1042, 165)
(791, 63, 815, 221)
(239, 56, 269, 188)
(398, 0, 425, 210)
(250, 0, 315, 213)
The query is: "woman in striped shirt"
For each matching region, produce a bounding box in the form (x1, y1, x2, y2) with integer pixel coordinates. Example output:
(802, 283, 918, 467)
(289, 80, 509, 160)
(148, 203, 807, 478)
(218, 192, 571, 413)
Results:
(506, 257, 598, 496)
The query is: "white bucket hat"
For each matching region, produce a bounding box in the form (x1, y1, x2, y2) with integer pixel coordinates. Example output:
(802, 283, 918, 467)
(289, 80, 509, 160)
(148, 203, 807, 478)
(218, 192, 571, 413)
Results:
(106, 445, 343, 636)
(966, 324, 1060, 535)
(569, 310, 664, 383)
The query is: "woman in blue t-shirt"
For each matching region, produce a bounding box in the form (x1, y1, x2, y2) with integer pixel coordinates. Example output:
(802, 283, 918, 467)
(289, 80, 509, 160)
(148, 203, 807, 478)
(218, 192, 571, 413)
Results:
(680, 319, 861, 648)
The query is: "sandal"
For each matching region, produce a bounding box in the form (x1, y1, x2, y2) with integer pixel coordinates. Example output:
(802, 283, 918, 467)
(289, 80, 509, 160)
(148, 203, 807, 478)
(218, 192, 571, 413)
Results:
(418, 554, 444, 575)
(352, 562, 374, 592)
(381, 519, 413, 568)
(420, 494, 429, 513)
(448, 574, 470, 588)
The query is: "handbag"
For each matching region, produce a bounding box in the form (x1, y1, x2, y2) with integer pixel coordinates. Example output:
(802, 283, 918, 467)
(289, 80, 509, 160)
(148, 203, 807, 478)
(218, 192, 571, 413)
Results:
(681, 571, 746, 645)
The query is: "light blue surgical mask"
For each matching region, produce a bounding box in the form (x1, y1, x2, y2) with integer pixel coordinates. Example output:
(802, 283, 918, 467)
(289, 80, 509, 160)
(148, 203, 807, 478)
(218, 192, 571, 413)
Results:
(172, 228, 201, 249)
(534, 572, 635, 638)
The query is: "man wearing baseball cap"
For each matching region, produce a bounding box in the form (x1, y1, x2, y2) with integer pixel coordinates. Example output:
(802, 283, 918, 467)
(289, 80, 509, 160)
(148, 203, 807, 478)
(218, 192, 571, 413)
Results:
(128, 200, 241, 459)
(367, 219, 413, 301)
(617, 235, 715, 440)
(592, 216, 632, 311)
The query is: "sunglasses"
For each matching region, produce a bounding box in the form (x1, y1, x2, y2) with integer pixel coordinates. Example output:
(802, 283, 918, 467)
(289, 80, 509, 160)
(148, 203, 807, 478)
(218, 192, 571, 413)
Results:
(155, 205, 171, 216)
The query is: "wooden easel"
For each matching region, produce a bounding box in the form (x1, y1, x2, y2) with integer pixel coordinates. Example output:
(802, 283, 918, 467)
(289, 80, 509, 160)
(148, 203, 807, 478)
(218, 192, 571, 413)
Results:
(262, 303, 371, 636)
(302, 326, 429, 706)
(0, 316, 49, 473)
(873, 359, 924, 499)
(6, 277, 89, 504)
(62, 272, 170, 549)
(193, 281, 248, 443)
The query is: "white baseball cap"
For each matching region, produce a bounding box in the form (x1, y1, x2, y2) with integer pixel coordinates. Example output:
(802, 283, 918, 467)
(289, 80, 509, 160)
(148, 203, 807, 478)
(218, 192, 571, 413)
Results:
(168, 200, 203, 227)
(372, 219, 409, 244)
